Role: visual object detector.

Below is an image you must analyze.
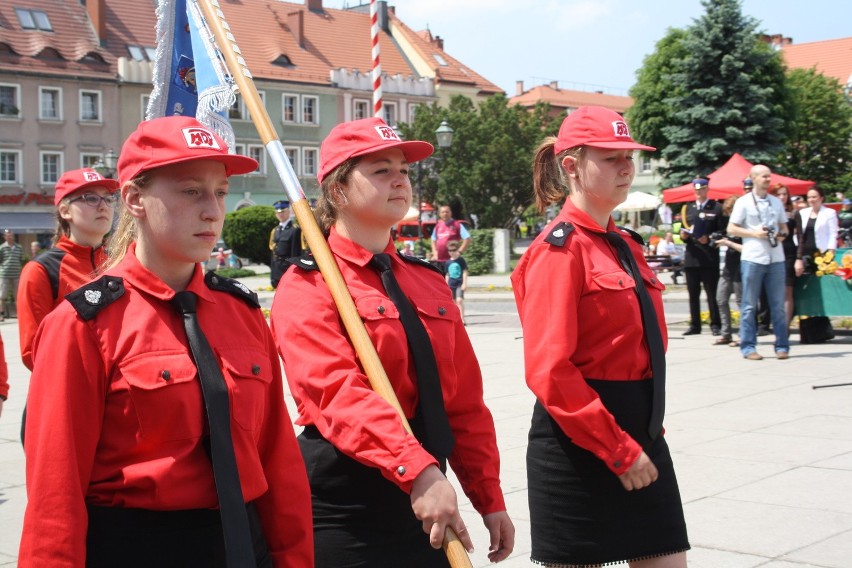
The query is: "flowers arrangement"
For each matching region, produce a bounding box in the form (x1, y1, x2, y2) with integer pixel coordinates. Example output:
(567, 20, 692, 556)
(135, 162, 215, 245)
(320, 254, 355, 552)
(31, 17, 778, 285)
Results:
(833, 251, 852, 281)
(811, 250, 839, 277)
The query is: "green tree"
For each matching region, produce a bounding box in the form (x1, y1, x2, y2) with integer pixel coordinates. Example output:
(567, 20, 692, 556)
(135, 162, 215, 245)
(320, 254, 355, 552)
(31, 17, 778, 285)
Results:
(626, 27, 689, 153)
(776, 68, 852, 194)
(221, 205, 277, 266)
(636, 0, 788, 187)
(398, 94, 559, 228)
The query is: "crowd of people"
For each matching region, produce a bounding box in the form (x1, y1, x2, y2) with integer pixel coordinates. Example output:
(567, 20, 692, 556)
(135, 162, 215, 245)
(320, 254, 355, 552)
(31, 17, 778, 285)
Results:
(2, 104, 848, 566)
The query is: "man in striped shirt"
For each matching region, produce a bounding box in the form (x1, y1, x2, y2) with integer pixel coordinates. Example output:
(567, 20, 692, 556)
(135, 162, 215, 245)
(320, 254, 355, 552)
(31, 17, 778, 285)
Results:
(0, 230, 22, 321)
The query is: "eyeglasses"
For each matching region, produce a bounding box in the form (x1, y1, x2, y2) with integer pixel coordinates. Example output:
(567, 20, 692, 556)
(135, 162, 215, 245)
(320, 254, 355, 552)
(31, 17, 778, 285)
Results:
(68, 193, 119, 208)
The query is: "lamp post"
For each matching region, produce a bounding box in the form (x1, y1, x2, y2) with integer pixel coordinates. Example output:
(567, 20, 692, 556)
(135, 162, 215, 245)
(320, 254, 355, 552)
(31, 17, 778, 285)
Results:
(416, 120, 454, 257)
(93, 148, 118, 179)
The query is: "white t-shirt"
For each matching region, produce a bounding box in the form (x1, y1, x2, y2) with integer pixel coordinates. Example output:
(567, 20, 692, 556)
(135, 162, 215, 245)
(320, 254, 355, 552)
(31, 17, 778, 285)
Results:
(729, 192, 787, 265)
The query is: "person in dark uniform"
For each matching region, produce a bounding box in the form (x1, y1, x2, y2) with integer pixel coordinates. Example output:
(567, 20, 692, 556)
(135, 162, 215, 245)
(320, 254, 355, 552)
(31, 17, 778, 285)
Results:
(513, 106, 688, 568)
(679, 177, 723, 335)
(268, 200, 302, 288)
(19, 116, 313, 567)
(270, 117, 514, 567)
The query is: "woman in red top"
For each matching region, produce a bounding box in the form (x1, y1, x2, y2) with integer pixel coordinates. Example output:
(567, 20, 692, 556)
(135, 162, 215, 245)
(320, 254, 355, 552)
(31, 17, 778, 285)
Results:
(20, 116, 313, 567)
(512, 106, 688, 567)
(270, 117, 514, 567)
(18, 168, 119, 372)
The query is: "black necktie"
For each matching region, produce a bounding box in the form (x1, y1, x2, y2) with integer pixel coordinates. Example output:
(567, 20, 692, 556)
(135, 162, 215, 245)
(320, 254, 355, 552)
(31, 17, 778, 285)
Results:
(171, 291, 255, 567)
(604, 233, 666, 439)
(369, 253, 455, 458)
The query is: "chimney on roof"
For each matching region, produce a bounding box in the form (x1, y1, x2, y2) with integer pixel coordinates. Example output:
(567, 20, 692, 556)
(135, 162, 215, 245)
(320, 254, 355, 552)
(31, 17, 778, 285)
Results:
(376, 1, 390, 33)
(516, 81, 524, 96)
(549, 81, 559, 90)
(760, 33, 793, 49)
(85, 0, 107, 45)
(288, 11, 305, 48)
(434, 35, 444, 51)
(305, 0, 323, 12)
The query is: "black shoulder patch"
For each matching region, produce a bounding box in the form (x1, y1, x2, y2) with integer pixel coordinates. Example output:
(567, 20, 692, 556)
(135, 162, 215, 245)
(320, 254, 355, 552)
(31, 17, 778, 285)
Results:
(290, 252, 320, 272)
(66, 276, 126, 321)
(204, 271, 260, 308)
(396, 252, 444, 275)
(544, 222, 575, 247)
(616, 226, 645, 247)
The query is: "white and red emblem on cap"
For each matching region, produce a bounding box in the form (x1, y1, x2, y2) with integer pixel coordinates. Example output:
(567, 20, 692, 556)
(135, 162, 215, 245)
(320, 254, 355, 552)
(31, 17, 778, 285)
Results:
(612, 121, 631, 138)
(181, 127, 221, 150)
(82, 170, 104, 182)
(374, 125, 401, 141)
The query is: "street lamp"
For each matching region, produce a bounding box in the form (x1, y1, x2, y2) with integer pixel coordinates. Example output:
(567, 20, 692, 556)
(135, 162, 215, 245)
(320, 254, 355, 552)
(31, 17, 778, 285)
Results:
(93, 148, 118, 179)
(414, 121, 454, 257)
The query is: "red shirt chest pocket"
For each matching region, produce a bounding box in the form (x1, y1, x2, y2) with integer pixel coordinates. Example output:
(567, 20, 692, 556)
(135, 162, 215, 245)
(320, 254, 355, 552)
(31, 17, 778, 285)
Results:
(218, 348, 273, 432)
(119, 351, 203, 442)
(586, 270, 637, 320)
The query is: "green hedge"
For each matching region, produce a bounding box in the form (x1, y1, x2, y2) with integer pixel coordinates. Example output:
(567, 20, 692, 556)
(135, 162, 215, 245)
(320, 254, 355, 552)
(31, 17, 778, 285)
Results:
(465, 229, 494, 275)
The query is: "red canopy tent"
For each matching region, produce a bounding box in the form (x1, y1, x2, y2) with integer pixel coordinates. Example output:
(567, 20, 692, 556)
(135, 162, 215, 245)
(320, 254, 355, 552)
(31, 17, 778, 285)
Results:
(661, 153, 814, 204)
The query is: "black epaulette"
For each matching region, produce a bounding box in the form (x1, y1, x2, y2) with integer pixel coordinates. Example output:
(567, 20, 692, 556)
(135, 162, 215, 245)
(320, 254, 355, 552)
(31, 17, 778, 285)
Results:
(544, 221, 575, 247)
(396, 251, 444, 275)
(204, 271, 260, 308)
(66, 276, 126, 321)
(616, 226, 646, 247)
(289, 252, 320, 272)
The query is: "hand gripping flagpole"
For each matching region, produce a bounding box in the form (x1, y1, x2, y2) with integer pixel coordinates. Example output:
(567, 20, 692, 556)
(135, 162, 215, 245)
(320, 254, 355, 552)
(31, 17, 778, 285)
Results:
(194, 2, 473, 566)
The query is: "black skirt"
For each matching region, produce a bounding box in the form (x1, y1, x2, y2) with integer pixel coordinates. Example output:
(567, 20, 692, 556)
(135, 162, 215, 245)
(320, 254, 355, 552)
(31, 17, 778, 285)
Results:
(299, 426, 450, 568)
(527, 379, 689, 567)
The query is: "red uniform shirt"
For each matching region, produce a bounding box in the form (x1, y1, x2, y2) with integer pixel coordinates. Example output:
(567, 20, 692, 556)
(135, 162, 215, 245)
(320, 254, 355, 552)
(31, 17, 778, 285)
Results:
(511, 199, 668, 475)
(0, 332, 8, 400)
(20, 247, 313, 567)
(271, 228, 506, 516)
(17, 235, 108, 371)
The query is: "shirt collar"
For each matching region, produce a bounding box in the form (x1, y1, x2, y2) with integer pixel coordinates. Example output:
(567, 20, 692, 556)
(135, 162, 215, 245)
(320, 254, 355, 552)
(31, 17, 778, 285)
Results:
(328, 226, 396, 268)
(556, 198, 617, 235)
(115, 243, 215, 304)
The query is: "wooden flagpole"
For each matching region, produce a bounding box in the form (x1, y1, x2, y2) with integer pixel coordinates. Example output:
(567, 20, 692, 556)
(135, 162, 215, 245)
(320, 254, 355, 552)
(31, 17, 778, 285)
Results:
(194, 1, 472, 566)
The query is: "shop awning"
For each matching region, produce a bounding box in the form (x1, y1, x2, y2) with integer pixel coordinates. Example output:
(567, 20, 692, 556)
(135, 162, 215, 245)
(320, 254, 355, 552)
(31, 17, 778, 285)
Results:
(0, 212, 56, 234)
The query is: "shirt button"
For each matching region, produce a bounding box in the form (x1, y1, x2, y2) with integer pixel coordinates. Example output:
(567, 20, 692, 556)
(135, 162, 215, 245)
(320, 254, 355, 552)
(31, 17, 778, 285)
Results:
(396, 465, 406, 476)
(378, 305, 385, 314)
(618, 279, 624, 287)
(211, 276, 220, 285)
(438, 307, 446, 316)
(161, 370, 171, 381)
(107, 280, 119, 292)
(252, 364, 261, 375)
(613, 460, 621, 469)
(651, 278, 657, 284)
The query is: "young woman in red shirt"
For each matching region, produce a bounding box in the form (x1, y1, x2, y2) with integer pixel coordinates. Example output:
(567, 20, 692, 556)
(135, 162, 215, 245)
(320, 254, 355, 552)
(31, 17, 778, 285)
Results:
(20, 116, 312, 567)
(513, 106, 689, 567)
(270, 117, 514, 567)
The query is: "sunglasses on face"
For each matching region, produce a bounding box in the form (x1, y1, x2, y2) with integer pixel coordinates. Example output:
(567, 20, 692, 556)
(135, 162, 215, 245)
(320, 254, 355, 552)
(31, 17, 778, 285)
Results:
(68, 193, 119, 208)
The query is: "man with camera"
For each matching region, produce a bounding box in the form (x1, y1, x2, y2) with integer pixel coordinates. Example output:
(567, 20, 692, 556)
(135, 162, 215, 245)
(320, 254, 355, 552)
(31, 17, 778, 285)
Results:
(679, 177, 724, 335)
(726, 165, 790, 361)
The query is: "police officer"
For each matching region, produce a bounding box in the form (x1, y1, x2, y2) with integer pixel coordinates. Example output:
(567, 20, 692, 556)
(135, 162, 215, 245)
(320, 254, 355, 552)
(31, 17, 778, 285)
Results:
(19, 116, 313, 567)
(679, 177, 723, 335)
(269, 200, 302, 288)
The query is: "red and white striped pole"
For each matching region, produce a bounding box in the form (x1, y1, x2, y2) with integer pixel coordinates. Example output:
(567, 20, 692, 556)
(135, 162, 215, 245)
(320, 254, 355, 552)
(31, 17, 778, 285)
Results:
(370, 0, 383, 118)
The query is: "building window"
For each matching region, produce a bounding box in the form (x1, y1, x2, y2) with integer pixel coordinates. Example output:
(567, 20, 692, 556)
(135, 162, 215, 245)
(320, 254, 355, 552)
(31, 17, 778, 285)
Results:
(303, 148, 318, 176)
(0, 151, 21, 184)
(127, 45, 156, 61)
(80, 90, 102, 122)
(39, 87, 62, 120)
(354, 99, 370, 120)
(284, 147, 299, 175)
(302, 95, 318, 125)
(229, 94, 245, 120)
(41, 152, 62, 185)
(231, 143, 246, 156)
(15, 8, 53, 31)
(81, 153, 101, 169)
(0, 84, 20, 117)
(641, 155, 652, 173)
(383, 102, 397, 127)
(248, 145, 265, 174)
(282, 94, 297, 123)
(408, 103, 420, 121)
(245, 91, 264, 121)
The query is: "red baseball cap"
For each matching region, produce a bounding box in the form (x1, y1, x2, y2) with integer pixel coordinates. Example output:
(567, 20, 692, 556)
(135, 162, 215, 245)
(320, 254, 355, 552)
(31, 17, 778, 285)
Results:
(54, 168, 120, 206)
(554, 106, 655, 154)
(117, 116, 258, 184)
(318, 117, 433, 183)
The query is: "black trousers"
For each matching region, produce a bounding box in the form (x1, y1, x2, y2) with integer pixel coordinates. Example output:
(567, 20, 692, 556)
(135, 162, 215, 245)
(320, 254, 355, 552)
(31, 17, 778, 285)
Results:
(86, 503, 271, 568)
(684, 266, 721, 329)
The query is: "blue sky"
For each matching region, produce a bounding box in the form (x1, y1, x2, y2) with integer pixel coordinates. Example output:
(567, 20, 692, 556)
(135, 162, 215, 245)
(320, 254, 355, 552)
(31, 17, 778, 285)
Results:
(331, 0, 851, 96)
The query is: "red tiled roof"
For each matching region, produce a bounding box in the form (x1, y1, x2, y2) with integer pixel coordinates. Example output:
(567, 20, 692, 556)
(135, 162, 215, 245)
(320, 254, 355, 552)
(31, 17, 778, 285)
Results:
(0, 0, 114, 77)
(388, 13, 502, 95)
(782, 37, 852, 86)
(510, 84, 633, 114)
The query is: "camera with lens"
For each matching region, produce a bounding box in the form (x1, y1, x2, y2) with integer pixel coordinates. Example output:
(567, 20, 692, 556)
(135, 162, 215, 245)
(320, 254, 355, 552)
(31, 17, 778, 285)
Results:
(764, 226, 778, 248)
(709, 231, 727, 247)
